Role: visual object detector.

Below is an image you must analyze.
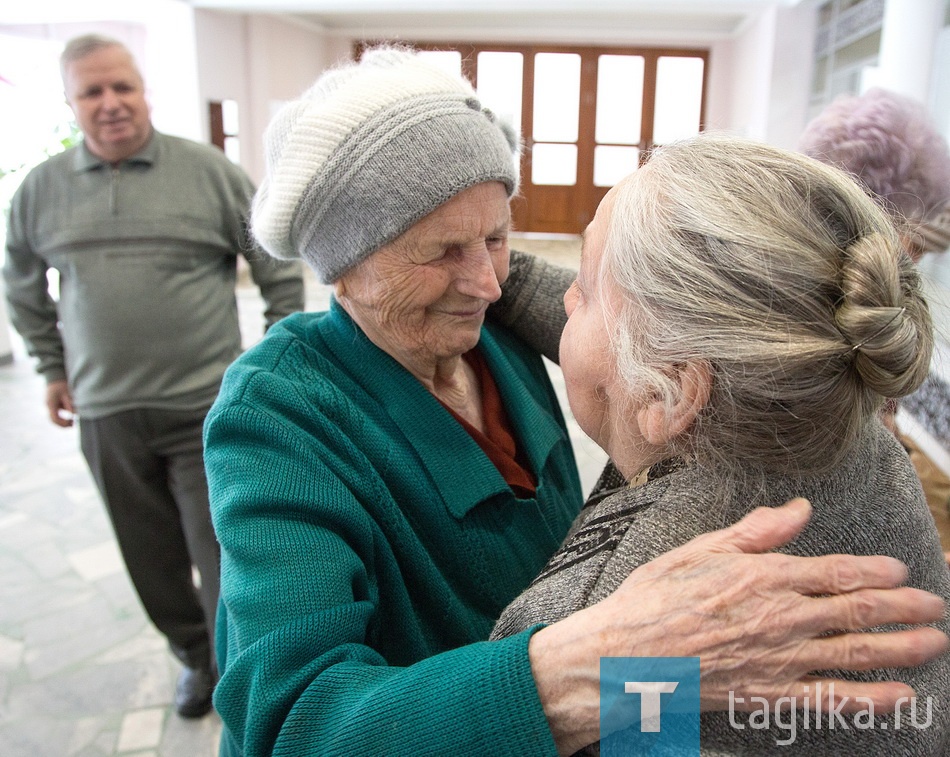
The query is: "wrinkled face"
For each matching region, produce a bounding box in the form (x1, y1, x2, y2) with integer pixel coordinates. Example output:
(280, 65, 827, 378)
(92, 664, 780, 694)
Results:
(560, 186, 625, 454)
(64, 45, 152, 163)
(336, 182, 511, 370)
(559, 183, 657, 475)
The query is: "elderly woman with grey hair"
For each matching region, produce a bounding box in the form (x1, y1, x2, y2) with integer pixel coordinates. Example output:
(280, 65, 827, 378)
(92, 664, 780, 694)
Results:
(204, 47, 948, 757)
(491, 135, 950, 755)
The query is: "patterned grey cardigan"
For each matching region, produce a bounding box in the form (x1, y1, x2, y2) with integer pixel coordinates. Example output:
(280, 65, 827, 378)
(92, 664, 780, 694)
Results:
(489, 251, 950, 756)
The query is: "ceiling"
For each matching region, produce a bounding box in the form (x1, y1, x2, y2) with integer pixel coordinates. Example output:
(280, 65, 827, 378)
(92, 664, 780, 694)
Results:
(182, 0, 809, 42)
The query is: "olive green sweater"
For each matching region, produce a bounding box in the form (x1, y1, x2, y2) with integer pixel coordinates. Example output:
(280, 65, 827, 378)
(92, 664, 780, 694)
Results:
(3, 132, 303, 418)
(205, 301, 583, 756)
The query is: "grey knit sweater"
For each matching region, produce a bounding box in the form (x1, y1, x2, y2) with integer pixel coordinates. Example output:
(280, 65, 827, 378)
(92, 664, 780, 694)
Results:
(491, 422, 950, 755)
(490, 252, 950, 756)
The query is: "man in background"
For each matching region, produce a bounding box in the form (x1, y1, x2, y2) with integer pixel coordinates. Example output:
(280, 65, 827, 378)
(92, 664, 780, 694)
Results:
(2, 33, 304, 718)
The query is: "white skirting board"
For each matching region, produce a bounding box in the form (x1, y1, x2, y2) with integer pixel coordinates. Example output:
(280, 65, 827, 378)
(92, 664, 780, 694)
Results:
(898, 407, 950, 479)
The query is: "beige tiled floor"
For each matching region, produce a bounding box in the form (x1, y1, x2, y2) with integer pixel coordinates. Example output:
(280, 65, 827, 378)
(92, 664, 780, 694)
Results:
(0, 235, 609, 756)
(0, 349, 225, 756)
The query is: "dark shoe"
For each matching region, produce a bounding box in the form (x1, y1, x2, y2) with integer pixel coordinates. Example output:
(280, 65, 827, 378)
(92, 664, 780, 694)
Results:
(175, 666, 215, 718)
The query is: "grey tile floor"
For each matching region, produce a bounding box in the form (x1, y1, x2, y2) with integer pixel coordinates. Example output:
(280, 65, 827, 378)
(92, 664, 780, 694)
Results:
(0, 330, 224, 755)
(0, 237, 606, 756)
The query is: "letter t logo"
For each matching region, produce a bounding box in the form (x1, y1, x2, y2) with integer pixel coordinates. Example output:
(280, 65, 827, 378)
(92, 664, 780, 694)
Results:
(625, 681, 679, 732)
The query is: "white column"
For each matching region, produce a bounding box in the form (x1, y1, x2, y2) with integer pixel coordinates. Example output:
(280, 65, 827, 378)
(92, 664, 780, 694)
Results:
(877, 0, 946, 102)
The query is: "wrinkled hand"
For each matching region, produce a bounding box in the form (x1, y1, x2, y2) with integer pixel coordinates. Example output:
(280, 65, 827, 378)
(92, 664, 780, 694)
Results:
(528, 498, 948, 755)
(46, 380, 75, 427)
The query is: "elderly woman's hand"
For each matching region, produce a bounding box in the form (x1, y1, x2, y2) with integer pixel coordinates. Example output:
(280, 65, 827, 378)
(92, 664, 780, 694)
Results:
(527, 497, 949, 756)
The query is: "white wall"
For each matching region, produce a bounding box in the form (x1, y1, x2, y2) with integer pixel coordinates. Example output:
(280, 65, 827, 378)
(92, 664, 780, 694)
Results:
(194, 12, 349, 183)
(764, 2, 816, 149)
(726, 7, 778, 141)
(193, 10, 251, 147)
(245, 16, 349, 183)
(703, 38, 738, 135)
(269, 7, 817, 152)
(189, 9, 782, 185)
(697, 4, 815, 148)
(0, 1, 202, 141)
(139, 3, 202, 140)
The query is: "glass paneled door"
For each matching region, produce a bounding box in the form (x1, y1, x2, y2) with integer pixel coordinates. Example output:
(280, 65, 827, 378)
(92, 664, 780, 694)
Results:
(375, 42, 708, 234)
(515, 46, 707, 234)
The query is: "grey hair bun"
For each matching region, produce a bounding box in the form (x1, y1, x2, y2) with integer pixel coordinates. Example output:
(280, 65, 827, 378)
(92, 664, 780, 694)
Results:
(836, 232, 932, 398)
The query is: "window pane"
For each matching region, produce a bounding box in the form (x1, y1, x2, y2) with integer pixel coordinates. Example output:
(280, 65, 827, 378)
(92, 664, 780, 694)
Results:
(476, 51, 523, 138)
(594, 146, 639, 187)
(653, 56, 704, 144)
(417, 50, 463, 78)
(221, 99, 240, 136)
(595, 55, 644, 145)
(533, 53, 580, 143)
(224, 136, 241, 165)
(532, 143, 577, 185)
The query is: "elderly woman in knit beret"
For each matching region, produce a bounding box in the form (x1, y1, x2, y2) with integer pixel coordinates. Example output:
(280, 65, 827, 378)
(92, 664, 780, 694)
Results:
(203, 48, 948, 757)
(491, 135, 950, 754)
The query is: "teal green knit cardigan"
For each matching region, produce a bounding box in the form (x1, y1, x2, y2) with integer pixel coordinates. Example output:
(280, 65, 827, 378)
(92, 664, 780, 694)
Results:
(205, 300, 582, 756)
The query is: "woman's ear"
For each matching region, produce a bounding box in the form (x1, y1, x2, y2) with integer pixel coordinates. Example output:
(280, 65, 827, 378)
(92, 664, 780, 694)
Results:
(637, 360, 712, 446)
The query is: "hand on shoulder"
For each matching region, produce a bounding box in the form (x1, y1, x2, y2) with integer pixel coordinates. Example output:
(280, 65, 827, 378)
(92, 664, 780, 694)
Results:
(527, 498, 948, 755)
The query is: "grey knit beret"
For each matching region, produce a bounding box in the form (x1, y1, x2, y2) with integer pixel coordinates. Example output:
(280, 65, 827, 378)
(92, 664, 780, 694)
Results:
(251, 46, 521, 283)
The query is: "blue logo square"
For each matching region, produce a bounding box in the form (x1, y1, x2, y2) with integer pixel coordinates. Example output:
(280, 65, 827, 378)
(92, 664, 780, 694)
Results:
(600, 657, 700, 756)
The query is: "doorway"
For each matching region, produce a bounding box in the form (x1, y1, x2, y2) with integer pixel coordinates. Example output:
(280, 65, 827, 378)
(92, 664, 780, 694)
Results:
(364, 42, 708, 234)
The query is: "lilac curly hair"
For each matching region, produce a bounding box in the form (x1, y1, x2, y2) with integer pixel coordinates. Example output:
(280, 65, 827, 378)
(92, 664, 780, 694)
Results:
(799, 87, 950, 223)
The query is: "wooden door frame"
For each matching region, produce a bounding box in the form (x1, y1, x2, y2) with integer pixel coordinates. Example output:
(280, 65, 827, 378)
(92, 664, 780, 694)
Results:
(354, 41, 709, 234)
